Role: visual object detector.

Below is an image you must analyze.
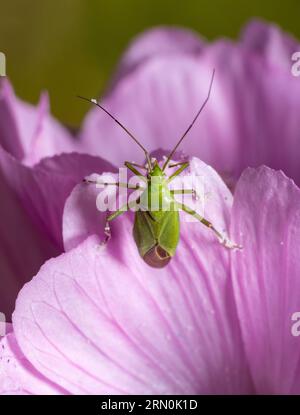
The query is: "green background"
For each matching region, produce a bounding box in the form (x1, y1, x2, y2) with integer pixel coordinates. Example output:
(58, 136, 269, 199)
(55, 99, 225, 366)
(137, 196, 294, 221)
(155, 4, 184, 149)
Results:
(0, 0, 299, 127)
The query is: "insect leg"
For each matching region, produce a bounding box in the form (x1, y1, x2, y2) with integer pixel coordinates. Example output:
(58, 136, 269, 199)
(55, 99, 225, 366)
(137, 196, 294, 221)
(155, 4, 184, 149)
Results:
(125, 162, 147, 181)
(176, 202, 242, 249)
(166, 162, 190, 183)
(127, 161, 147, 170)
(100, 200, 137, 246)
(106, 204, 129, 222)
(171, 188, 197, 197)
(99, 208, 128, 246)
(100, 203, 128, 246)
(167, 160, 189, 168)
(107, 199, 139, 222)
(83, 178, 142, 190)
(171, 189, 212, 211)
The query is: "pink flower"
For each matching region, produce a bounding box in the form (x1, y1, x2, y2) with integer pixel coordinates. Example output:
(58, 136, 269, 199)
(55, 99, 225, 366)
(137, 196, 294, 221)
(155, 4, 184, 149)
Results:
(1, 19, 300, 394)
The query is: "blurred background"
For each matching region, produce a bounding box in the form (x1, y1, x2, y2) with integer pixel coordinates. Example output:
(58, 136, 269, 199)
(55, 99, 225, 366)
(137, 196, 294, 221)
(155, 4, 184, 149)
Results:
(0, 0, 299, 127)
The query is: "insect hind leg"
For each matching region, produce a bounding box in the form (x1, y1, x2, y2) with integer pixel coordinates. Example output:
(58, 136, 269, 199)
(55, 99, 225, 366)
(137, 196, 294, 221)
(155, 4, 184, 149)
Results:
(176, 202, 242, 250)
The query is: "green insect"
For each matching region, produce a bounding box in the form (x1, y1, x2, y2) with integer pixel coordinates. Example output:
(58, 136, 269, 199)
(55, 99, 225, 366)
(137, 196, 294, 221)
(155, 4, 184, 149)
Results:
(79, 70, 239, 268)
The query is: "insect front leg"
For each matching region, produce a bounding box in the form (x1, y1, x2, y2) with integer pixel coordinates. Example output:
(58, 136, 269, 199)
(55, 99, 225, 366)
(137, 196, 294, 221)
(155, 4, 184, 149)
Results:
(124, 162, 147, 182)
(166, 162, 190, 183)
(83, 178, 142, 190)
(176, 202, 242, 250)
(125, 161, 147, 170)
(167, 160, 189, 168)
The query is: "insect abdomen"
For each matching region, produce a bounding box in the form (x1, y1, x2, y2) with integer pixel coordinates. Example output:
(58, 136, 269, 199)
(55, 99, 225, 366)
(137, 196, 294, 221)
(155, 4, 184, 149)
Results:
(133, 210, 179, 269)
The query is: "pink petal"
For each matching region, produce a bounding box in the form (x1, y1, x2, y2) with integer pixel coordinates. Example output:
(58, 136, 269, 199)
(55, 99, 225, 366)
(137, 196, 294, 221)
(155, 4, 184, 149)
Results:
(0, 332, 64, 394)
(231, 166, 300, 394)
(0, 147, 116, 249)
(112, 26, 204, 85)
(10, 158, 251, 394)
(0, 169, 58, 317)
(63, 172, 119, 251)
(0, 79, 75, 166)
(241, 19, 300, 70)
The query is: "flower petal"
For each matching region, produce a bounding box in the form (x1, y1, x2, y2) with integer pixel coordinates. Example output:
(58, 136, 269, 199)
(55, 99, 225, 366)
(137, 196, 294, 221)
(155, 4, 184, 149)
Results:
(241, 19, 300, 69)
(0, 332, 64, 394)
(0, 79, 75, 166)
(0, 147, 116, 249)
(112, 26, 204, 85)
(63, 172, 119, 251)
(12, 159, 251, 394)
(231, 166, 300, 394)
(0, 170, 58, 317)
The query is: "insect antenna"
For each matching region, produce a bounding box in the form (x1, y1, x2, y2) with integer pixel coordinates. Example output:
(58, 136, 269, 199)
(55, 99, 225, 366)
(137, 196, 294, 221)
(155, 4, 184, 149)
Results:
(77, 95, 152, 169)
(162, 69, 215, 171)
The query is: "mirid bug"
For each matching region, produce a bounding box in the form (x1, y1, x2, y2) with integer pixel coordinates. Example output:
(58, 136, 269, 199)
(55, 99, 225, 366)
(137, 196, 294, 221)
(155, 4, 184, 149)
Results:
(78, 70, 240, 268)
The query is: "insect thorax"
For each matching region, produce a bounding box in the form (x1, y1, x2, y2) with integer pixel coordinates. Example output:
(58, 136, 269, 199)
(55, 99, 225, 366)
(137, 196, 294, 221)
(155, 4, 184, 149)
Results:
(139, 175, 174, 215)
